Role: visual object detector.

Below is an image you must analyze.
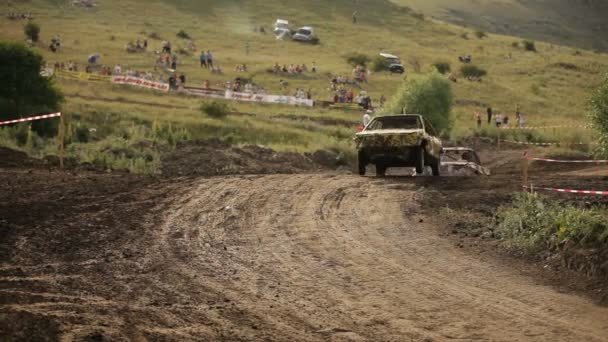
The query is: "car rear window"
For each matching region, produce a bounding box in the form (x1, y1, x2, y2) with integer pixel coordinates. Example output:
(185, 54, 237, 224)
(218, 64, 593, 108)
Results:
(367, 116, 421, 130)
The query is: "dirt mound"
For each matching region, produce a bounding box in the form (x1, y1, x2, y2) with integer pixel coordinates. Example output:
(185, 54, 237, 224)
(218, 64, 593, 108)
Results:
(161, 139, 335, 177)
(0, 147, 41, 168)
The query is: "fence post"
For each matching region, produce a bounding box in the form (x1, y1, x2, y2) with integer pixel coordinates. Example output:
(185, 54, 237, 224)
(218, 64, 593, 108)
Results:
(59, 113, 65, 169)
(522, 151, 529, 191)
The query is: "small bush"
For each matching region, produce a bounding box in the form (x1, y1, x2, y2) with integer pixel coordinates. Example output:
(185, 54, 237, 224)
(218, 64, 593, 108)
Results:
(201, 101, 229, 119)
(461, 32, 469, 40)
(177, 30, 191, 39)
(371, 55, 390, 72)
(474, 31, 487, 39)
(433, 61, 451, 74)
(523, 40, 537, 52)
(497, 192, 608, 252)
(512, 41, 520, 48)
(345, 53, 371, 67)
(460, 64, 487, 78)
(148, 32, 161, 40)
(75, 125, 90, 143)
(24, 22, 40, 42)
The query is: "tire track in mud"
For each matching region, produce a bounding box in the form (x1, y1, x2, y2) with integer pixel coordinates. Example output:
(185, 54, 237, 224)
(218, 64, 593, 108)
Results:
(155, 174, 608, 341)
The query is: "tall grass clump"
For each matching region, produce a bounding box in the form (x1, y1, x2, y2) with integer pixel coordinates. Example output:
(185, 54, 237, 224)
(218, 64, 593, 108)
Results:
(523, 40, 537, 52)
(497, 192, 608, 252)
(433, 61, 451, 74)
(461, 65, 487, 78)
(382, 71, 453, 134)
(201, 101, 229, 119)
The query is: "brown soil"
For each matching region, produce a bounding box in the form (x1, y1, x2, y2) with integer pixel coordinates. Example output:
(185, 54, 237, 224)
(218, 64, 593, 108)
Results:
(160, 139, 342, 177)
(1, 145, 608, 341)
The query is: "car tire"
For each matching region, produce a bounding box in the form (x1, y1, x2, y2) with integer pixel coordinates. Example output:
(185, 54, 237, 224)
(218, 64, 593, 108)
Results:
(415, 146, 425, 174)
(431, 156, 440, 176)
(357, 151, 367, 176)
(376, 164, 387, 177)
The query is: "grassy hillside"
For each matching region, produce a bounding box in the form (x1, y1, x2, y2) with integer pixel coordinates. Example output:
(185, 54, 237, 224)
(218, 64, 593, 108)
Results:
(0, 0, 607, 172)
(392, 0, 608, 51)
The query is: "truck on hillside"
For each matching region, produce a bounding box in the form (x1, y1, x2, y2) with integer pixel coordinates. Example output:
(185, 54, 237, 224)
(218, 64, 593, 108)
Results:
(354, 114, 442, 176)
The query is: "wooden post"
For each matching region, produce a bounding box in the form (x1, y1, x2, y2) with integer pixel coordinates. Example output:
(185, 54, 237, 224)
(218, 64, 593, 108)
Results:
(497, 129, 501, 150)
(59, 113, 65, 169)
(522, 151, 529, 191)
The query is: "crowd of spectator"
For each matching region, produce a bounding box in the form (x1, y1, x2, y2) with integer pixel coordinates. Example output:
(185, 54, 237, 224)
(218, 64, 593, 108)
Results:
(271, 63, 309, 75)
(6, 12, 33, 20)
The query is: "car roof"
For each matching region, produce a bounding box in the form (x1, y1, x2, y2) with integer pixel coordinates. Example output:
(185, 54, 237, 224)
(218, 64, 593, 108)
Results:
(275, 19, 288, 25)
(380, 53, 400, 59)
(375, 114, 422, 118)
(299, 26, 313, 30)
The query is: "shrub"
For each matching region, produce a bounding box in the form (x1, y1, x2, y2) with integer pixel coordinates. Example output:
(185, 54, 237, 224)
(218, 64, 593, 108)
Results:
(461, 32, 469, 40)
(433, 61, 451, 74)
(523, 40, 537, 52)
(460, 64, 487, 78)
(371, 55, 390, 72)
(382, 71, 453, 134)
(201, 101, 229, 119)
(590, 73, 608, 157)
(176, 30, 191, 39)
(344, 53, 371, 67)
(75, 125, 90, 143)
(512, 41, 520, 48)
(148, 32, 161, 40)
(497, 192, 608, 252)
(0, 42, 64, 137)
(24, 22, 40, 42)
(551, 62, 579, 71)
(474, 31, 487, 39)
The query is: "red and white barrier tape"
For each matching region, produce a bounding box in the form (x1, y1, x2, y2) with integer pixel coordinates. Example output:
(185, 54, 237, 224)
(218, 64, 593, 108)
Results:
(503, 125, 591, 130)
(524, 186, 608, 196)
(502, 140, 597, 146)
(0, 112, 62, 126)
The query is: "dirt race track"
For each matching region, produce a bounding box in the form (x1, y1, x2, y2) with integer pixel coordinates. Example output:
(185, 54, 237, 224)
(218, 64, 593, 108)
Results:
(1, 148, 608, 341)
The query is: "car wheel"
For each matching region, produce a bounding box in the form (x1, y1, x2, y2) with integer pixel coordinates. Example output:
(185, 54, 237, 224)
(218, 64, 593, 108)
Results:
(376, 164, 387, 177)
(431, 156, 440, 176)
(415, 146, 425, 174)
(357, 151, 367, 176)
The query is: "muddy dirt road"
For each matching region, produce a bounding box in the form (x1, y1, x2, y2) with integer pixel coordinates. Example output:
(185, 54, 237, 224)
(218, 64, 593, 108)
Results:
(3, 170, 607, 341)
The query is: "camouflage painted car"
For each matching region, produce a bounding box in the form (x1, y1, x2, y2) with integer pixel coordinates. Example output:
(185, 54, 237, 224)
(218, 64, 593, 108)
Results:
(355, 114, 443, 176)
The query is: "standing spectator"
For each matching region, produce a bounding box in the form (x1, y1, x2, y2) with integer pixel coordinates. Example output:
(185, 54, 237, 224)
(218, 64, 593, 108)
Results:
(486, 106, 493, 125)
(171, 54, 178, 70)
(179, 73, 186, 85)
(379, 94, 386, 108)
(199, 51, 207, 68)
(475, 112, 482, 129)
(352, 11, 358, 24)
(503, 115, 509, 128)
(312, 61, 317, 73)
(495, 113, 503, 128)
(143, 39, 148, 49)
(207, 50, 214, 68)
(517, 112, 525, 128)
(363, 109, 373, 127)
(245, 42, 250, 56)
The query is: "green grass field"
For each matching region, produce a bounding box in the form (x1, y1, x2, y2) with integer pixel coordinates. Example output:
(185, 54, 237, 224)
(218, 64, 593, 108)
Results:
(1, 0, 607, 173)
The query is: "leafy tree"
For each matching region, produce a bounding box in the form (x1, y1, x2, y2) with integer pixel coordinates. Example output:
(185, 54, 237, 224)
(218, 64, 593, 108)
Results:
(590, 73, 608, 157)
(24, 22, 40, 42)
(382, 71, 453, 134)
(0, 41, 64, 137)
